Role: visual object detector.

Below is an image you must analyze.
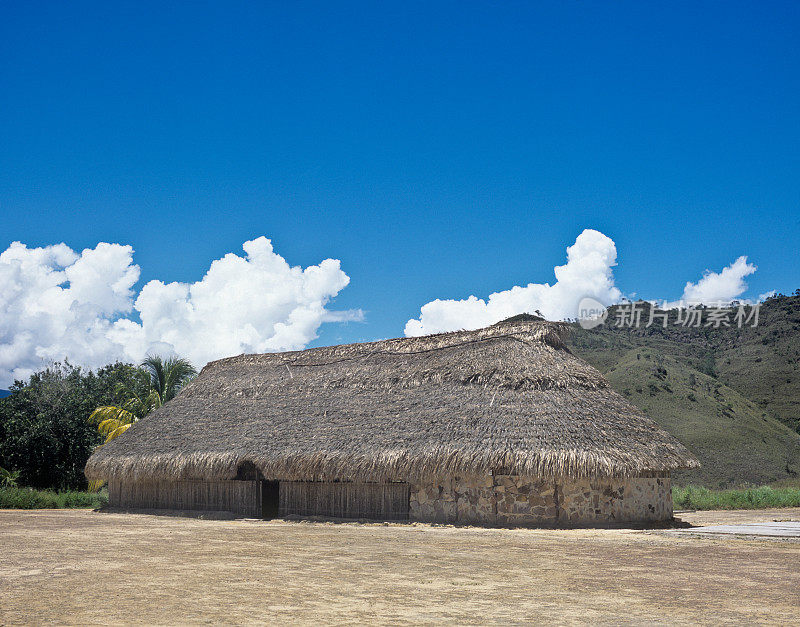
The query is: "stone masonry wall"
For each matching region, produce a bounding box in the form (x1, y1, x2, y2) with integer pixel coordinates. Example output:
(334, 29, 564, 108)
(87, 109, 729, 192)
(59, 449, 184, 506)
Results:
(410, 474, 671, 525)
(559, 476, 672, 524)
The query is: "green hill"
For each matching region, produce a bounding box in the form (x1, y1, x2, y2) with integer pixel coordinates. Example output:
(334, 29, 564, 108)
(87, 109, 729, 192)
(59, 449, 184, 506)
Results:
(567, 294, 800, 487)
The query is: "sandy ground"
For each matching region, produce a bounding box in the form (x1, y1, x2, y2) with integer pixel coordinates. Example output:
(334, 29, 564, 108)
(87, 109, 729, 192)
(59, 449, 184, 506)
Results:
(1, 509, 799, 625)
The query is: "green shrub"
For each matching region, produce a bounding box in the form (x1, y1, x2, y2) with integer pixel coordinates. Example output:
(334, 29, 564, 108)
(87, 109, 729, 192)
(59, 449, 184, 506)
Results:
(0, 486, 108, 509)
(673, 485, 800, 510)
(0, 466, 20, 487)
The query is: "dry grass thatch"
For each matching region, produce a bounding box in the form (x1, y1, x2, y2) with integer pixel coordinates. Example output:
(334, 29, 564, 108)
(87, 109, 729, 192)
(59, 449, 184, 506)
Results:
(85, 316, 699, 482)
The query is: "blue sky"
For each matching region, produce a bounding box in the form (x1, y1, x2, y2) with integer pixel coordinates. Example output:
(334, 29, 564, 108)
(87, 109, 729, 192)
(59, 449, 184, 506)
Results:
(1, 1, 798, 380)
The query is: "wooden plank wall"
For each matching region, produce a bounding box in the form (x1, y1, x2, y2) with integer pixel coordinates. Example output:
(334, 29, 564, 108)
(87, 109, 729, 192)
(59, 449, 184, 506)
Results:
(107, 479, 411, 520)
(279, 481, 410, 520)
(109, 480, 260, 517)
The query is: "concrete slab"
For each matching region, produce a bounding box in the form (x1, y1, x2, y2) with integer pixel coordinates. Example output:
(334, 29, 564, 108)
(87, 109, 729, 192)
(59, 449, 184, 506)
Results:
(676, 521, 800, 538)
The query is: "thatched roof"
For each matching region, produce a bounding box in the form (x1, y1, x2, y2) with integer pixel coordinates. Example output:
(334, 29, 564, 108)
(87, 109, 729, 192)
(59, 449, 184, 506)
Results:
(85, 316, 699, 483)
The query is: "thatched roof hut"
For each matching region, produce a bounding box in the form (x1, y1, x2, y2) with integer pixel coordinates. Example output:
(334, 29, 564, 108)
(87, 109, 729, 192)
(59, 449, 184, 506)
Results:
(86, 316, 697, 499)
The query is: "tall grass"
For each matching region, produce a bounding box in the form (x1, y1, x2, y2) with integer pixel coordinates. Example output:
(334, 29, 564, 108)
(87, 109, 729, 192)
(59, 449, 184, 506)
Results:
(673, 485, 800, 510)
(0, 486, 108, 509)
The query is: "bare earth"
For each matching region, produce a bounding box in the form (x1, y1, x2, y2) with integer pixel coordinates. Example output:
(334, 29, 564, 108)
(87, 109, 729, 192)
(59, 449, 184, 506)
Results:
(1, 509, 799, 625)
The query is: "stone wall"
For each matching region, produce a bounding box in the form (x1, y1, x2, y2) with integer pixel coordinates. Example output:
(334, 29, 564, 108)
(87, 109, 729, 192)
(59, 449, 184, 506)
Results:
(409, 474, 671, 526)
(559, 476, 672, 524)
(494, 475, 559, 525)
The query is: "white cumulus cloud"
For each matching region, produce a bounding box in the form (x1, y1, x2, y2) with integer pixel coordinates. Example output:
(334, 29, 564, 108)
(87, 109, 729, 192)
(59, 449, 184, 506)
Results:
(0, 237, 360, 387)
(0, 241, 140, 386)
(404, 229, 622, 336)
(678, 256, 757, 305)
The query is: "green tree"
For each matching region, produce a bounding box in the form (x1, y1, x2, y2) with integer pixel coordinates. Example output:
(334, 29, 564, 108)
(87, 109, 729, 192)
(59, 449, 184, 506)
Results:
(0, 362, 149, 490)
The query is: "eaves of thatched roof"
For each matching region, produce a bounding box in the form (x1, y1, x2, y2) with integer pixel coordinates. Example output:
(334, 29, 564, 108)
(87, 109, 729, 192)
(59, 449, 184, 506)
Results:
(85, 316, 699, 482)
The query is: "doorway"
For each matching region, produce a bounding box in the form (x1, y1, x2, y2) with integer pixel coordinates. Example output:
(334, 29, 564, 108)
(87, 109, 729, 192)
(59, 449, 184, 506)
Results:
(261, 481, 280, 519)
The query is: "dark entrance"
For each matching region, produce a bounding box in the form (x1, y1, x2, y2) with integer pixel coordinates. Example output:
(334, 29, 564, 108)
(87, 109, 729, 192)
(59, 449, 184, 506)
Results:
(261, 480, 280, 519)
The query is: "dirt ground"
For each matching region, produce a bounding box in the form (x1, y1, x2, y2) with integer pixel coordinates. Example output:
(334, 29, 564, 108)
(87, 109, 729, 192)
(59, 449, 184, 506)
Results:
(1, 509, 798, 625)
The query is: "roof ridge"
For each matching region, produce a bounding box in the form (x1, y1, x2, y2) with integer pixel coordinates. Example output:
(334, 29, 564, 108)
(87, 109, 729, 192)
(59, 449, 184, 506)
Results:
(203, 319, 568, 372)
(281, 332, 547, 369)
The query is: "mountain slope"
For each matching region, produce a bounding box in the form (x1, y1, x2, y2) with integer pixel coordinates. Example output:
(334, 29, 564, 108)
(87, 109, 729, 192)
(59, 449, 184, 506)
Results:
(568, 294, 800, 487)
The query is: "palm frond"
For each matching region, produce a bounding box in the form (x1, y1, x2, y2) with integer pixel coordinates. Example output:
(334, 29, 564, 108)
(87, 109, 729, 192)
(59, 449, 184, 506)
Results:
(142, 355, 168, 401)
(105, 422, 133, 442)
(95, 418, 133, 442)
(88, 479, 106, 492)
(145, 389, 162, 411)
(97, 418, 124, 435)
(89, 405, 138, 426)
(142, 354, 196, 402)
(90, 405, 138, 443)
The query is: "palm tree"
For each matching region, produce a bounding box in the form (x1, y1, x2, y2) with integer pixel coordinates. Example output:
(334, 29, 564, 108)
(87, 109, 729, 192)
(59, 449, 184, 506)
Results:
(141, 355, 197, 405)
(89, 355, 196, 445)
(87, 355, 196, 491)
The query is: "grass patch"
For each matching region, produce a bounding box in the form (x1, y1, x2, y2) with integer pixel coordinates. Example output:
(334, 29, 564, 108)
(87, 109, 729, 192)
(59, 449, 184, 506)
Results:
(673, 485, 800, 510)
(0, 486, 108, 509)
